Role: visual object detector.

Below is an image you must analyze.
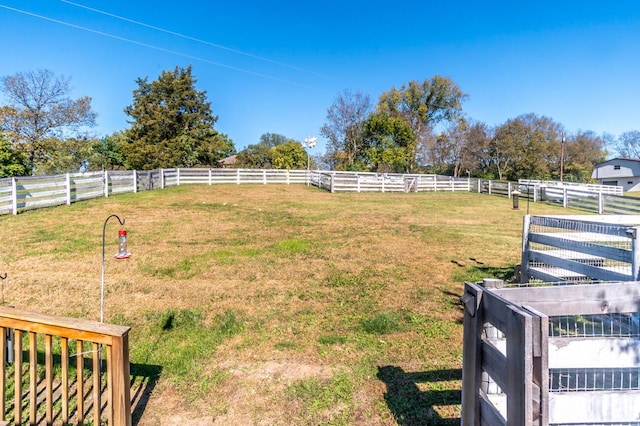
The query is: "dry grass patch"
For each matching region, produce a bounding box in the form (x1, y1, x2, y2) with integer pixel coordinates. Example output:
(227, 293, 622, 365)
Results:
(0, 184, 570, 424)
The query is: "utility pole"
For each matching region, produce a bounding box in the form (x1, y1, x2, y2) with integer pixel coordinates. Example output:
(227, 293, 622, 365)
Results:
(560, 131, 566, 182)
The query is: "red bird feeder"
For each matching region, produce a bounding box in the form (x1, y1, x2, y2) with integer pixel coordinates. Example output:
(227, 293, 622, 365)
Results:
(114, 229, 131, 259)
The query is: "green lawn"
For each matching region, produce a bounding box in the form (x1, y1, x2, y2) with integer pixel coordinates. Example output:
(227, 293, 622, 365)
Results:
(0, 184, 570, 425)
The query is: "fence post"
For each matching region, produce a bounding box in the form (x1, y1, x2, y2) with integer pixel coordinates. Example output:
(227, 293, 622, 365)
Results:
(598, 192, 604, 214)
(263, 170, 267, 185)
(357, 175, 361, 193)
(508, 182, 512, 198)
(176, 168, 181, 186)
(133, 171, 137, 193)
(160, 169, 164, 189)
(208, 169, 212, 185)
(66, 173, 71, 205)
(488, 180, 492, 195)
(461, 282, 483, 425)
(330, 174, 335, 193)
(110, 332, 132, 426)
(104, 171, 109, 198)
(236, 168, 241, 185)
(11, 177, 17, 215)
(563, 188, 568, 208)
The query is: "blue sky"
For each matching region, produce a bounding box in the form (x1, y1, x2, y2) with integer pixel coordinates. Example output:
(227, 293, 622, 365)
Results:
(1, 1, 639, 154)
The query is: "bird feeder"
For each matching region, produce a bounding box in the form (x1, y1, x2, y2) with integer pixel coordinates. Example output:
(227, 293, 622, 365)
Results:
(114, 229, 131, 259)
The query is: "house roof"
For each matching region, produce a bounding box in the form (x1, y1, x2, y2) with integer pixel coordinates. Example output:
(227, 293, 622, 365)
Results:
(220, 155, 238, 165)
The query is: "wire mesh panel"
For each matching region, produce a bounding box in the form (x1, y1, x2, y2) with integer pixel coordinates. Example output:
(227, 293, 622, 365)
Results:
(523, 215, 640, 283)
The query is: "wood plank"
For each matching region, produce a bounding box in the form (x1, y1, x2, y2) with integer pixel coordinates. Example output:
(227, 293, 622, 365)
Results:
(45, 334, 53, 424)
(0, 306, 130, 341)
(13, 330, 21, 426)
(61, 337, 69, 424)
(492, 282, 640, 316)
(506, 305, 534, 425)
(529, 251, 631, 281)
(481, 339, 507, 392)
(0, 327, 5, 421)
(529, 233, 631, 263)
(480, 391, 507, 426)
(29, 332, 36, 425)
(461, 283, 483, 425)
(77, 340, 84, 424)
(522, 306, 549, 426)
(93, 343, 101, 425)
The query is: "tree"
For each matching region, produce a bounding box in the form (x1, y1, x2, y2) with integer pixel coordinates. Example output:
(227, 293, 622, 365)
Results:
(0, 69, 97, 174)
(88, 131, 126, 171)
(122, 65, 233, 169)
(361, 112, 415, 172)
(236, 132, 295, 168)
(491, 113, 563, 181)
(0, 134, 27, 177)
(35, 137, 95, 175)
(321, 90, 372, 171)
(378, 76, 468, 171)
(271, 141, 307, 169)
(563, 131, 607, 182)
(614, 131, 640, 159)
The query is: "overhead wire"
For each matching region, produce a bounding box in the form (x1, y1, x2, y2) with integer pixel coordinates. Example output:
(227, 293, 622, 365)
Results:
(59, 0, 338, 82)
(0, 4, 324, 90)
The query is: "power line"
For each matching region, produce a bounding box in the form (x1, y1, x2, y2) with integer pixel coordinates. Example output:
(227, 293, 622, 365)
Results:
(60, 0, 337, 82)
(0, 4, 323, 90)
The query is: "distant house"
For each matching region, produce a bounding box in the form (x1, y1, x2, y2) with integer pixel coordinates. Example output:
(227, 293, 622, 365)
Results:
(591, 158, 640, 191)
(219, 155, 238, 168)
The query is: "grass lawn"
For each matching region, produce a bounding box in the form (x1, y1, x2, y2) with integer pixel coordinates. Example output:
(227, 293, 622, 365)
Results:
(0, 184, 570, 425)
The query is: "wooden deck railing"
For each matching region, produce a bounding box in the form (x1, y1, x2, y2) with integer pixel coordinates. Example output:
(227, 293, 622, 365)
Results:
(0, 306, 131, 425)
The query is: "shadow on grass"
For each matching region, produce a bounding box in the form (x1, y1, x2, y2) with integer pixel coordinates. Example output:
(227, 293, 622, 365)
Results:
(377, 366, 461, 426)
(130, 363, 162, 425)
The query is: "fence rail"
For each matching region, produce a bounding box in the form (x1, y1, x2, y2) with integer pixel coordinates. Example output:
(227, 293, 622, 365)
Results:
(0, 306, 131, 425)
(0, 168, 632, 216)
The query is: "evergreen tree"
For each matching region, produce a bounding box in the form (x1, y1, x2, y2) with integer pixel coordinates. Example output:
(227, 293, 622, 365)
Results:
(122, 65, 234, 170)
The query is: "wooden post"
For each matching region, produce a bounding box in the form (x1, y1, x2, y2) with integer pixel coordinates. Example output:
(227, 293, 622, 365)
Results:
(0, 326, 5, 421)
(111, 332, 132, 426)
(598, 192, 604, 214)
(104, 171, 109, 198)
(563, 188, 568, 208)
(176, 168, 181, 186)
(506, 305, 533, 426)
(11, 178, 17, 215)
(66, 173, 71, 205)
(160, 168, 165, 189)
(133, 170, 138, 193)
(461, 282, 484, 425)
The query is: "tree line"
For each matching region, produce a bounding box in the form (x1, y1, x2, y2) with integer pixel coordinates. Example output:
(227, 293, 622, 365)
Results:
(0, 66, 637, 181)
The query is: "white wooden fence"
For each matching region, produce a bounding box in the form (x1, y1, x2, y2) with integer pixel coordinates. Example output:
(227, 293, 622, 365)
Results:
(0, 168, 632, 216)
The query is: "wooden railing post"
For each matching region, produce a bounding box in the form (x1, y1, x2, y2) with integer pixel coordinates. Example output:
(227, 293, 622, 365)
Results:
(461, 282, 484, 425)
(111, 332, 132, 426)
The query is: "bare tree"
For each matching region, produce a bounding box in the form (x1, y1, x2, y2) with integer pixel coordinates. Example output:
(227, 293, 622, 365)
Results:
(0, 69, 97, 173)
(615, 131, 640, 159)
(321, 90, 371, 170)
